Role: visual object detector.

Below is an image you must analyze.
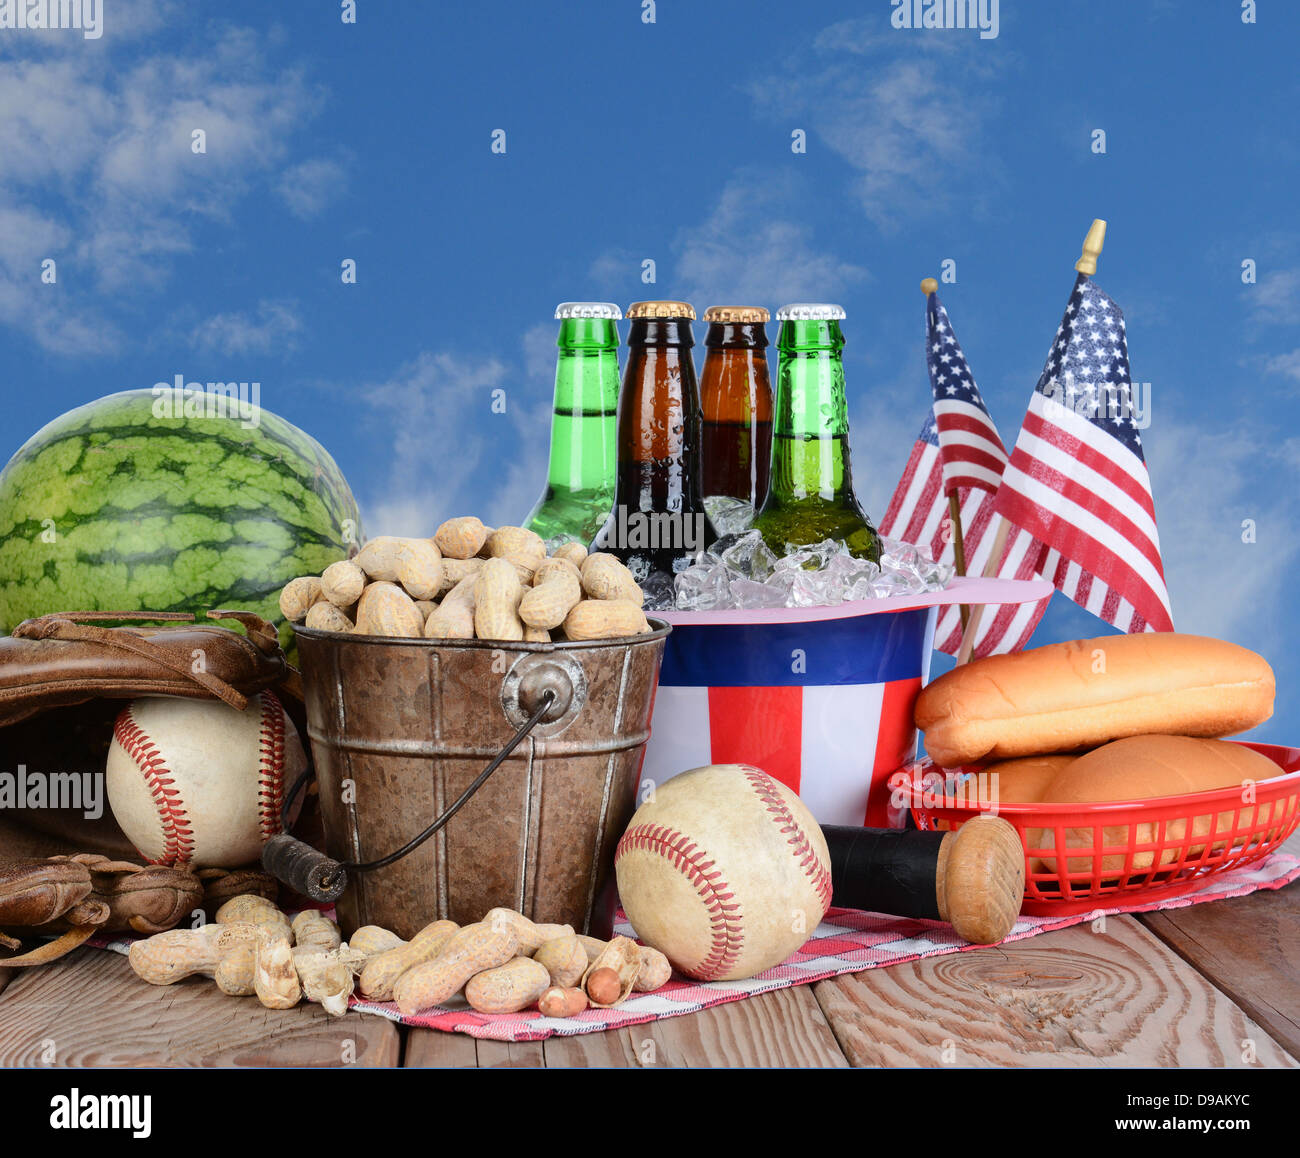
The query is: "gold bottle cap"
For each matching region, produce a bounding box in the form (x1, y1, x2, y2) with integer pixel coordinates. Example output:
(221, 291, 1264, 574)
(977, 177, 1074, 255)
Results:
(703, 305, 770, 324)
(626, 300, 696, 320)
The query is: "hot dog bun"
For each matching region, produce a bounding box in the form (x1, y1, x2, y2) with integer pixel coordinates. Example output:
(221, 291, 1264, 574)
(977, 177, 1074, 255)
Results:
(1028, 735, 1283, 873)
(979, 754, 1078, 804)
(933, 754, 1077, 830)
(916, 634, 1274, 768)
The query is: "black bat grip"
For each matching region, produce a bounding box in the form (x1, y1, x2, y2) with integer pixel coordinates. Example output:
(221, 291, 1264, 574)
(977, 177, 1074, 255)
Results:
(821, 825, 946, 921)
(261, 833, 347, 903)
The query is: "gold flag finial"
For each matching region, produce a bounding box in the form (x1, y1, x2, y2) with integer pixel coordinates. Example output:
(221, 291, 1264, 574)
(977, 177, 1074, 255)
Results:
(920, 277, 939, 295)
(1075, 219, 1107, 276)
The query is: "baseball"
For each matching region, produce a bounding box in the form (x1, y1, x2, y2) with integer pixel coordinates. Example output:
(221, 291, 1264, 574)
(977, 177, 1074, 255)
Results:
(615, 764, 832, 982)
(106, 692, 306, 868)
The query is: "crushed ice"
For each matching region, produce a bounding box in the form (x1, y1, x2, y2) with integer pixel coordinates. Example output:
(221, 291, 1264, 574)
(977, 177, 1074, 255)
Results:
(651, 529, 953, 613)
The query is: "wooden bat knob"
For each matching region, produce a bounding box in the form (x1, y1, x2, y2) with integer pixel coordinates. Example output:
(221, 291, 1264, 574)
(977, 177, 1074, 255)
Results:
(934, 816, 1025, 945)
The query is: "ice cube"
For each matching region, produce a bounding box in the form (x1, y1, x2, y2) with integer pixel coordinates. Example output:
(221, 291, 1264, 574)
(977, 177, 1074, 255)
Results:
(720, 530, 777, 580)
(789, 568, 846, 607)
(674, 563, 733, 611)
(826, 553, 880, 586)
(881, 537, 921, 567)
(704, 495, 756, 538)
(729, 578, 788, 609)
(640, 570, 677, 612)
(779, 538, 847, 570)
(774, 547, 818, 574)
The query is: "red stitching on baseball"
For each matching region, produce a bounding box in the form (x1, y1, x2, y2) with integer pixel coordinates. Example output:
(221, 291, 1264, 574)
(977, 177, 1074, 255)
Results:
(615, 824, 744, 980)
(741, 768, 833, 912)
(256, 691, 287, 843)
(114, 706, 195, 867)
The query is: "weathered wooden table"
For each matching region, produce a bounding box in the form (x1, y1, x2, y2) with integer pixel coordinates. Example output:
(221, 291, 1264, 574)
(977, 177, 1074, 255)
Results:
(3, 831, 1296, 1069)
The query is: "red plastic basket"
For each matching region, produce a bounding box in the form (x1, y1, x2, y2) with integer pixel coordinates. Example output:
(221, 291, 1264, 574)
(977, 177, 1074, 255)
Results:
(908, 741, 1300, 915)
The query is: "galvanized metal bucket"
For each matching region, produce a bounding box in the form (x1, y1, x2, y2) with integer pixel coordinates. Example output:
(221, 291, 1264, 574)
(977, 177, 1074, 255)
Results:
(291, 621, 669, 941)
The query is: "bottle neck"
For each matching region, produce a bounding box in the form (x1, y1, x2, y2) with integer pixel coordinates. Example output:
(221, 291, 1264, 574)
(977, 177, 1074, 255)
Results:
(557, 317, 620, 353)
(553, 318, 621, 408)
(768, 319, 855, 501)
(704, 321, 769, 350)
(544, 318, 620, 493)
(626, 317, 695, 349)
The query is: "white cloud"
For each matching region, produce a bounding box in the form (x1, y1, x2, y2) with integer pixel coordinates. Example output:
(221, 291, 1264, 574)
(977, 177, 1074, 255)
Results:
(674, 174, 867, 307)
(0, 16, 325, 353)
(1143, 420, 1299, 658)
(1249, 269, 1300, 327)
(357, 341, 554, 538)
(588, 249, 638, 289)
(0, 206, 71, 273)
(276, 157, 348, 219)
(748, 18, 1001, 227)
(191, 300, 304, 357)
(1263, 348, 1300, 383)
(849, 383, 931, 525)
(522, 321, 555, 383)
(0, 204, 119, 354)
(0, 0, 173, 56)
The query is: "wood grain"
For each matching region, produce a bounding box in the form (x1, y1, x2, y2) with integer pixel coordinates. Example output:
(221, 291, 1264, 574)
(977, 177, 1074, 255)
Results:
(1139, 875, 1300, 1058)
(403, 1027, 479, 1067)
(813, 916, 1296, 1068)
(0, 948, 400, 1068)
(404, 1029, 545, 1068)
(405, 987, 848, 1067)
(544, 987, 848, 1068)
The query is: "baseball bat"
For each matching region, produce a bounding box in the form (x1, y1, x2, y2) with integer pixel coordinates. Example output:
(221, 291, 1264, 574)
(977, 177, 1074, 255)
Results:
(820, 815, 1025, 945)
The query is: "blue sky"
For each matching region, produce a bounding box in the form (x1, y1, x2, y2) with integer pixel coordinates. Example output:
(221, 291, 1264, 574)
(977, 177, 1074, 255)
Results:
(2, 0, 1298, 740)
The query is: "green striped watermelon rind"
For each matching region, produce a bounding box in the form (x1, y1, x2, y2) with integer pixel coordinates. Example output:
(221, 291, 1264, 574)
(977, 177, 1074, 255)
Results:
(0, 389, 364, 655)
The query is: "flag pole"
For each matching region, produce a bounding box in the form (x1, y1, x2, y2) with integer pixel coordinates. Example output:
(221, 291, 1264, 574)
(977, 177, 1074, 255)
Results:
(953, 219, 1108, 665)
(924, 276, 970, 631)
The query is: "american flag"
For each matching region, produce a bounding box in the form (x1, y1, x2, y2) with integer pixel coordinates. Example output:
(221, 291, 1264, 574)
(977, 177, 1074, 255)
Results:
(990, 274, 1174, 634)
(927, 292, 1008, 491)
(881, 292, 1050, 655)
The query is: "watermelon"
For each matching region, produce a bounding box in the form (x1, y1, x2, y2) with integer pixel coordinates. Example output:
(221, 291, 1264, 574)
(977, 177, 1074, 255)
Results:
(0, 389, 363, 655)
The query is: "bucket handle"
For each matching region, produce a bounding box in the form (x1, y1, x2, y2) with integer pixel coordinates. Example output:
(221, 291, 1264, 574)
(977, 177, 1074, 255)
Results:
(260, 689, 556, 902)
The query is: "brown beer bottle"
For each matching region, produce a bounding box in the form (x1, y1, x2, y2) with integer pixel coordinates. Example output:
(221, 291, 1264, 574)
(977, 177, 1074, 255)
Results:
(594, 300, 716, 579)
(699, 305, 773, 510)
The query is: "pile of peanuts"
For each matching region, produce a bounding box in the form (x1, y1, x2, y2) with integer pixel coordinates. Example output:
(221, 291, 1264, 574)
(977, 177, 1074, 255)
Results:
(128, 895, 362, 1016)
(128, 895, 671, 1019)
(356, 907, 671, 1017)
(279, 517, 650, 643)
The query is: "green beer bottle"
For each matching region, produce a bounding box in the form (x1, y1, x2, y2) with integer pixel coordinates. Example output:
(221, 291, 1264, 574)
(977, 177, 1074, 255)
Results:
(523, 302, 622, 544)
(751, 303, 882, 563)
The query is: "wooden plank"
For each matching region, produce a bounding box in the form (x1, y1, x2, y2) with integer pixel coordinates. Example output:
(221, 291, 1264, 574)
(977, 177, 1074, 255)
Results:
(1138, 872, 1300, 1058)
(472, 1040, 546, 1068)
(0, 948, 400, 1068)
(403, 1030, 545, 1068)
(542, 1024, 642, 1067)
(813, 916, 1297, 1068)
(545, 986, 849, 1068)
(405, 986, 849, 1068)
(403, 1026, 480, 1068)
